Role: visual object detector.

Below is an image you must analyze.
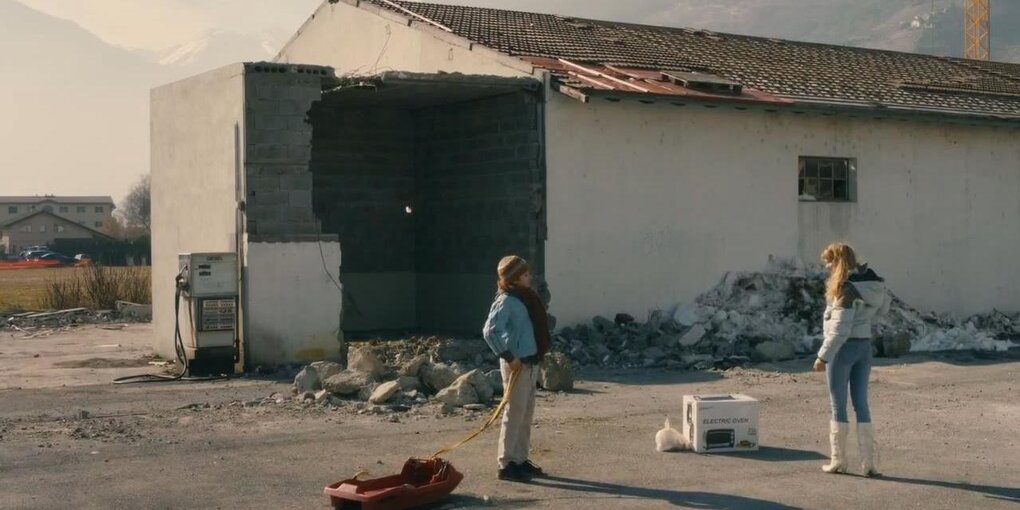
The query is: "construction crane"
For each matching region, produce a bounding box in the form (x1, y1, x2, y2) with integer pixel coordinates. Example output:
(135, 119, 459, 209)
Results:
(965, 0, 991, 60)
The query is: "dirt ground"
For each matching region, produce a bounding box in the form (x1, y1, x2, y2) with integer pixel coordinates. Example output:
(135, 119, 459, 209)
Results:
(0, 325, 1017, 510)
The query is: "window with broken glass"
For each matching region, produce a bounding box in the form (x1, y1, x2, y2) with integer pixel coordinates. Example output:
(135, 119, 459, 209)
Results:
(799, 157, 855, 202)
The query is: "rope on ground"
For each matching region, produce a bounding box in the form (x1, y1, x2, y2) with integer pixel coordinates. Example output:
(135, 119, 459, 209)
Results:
(429, 369, 520, 459)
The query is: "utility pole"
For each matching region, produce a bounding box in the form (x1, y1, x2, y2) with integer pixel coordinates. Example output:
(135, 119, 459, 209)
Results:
(965, 0, 991, 60)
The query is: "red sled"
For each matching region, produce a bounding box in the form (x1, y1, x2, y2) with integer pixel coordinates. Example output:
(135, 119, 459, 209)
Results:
(324, 458, 464, 510)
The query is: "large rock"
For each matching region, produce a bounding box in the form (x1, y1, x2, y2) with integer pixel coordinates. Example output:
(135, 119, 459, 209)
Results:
(486, 369, 504, 395)
(348, 348, 385, 380)
(309, 361, 343, 381)
(323, 370, 373, 396)
(435, 377, 479, 407)
(642, 346, 666, 360)
(673, 304, 702, 327)
(399, 355, 428, 377)
(397, 376, 421, 391)
(878, 332, 911, 358)
(369, 381, 401, 404)
(420, 362, 458, 393)
(592, 316, 615, 332)
(540, 353, 574, 391)
(293, 367, 320, 395)
(678, 325, 707, 347)
(752, 341, 796, 362)
(437, 339, 488, 362)
(460, 369, 495, 403)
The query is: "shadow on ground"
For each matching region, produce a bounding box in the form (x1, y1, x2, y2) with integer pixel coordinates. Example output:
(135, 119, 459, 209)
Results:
(879, 475, 1020, 503)
(577, 368, 725, 386)
(526, 475, 803, 509)
(711, 446, 827, 463)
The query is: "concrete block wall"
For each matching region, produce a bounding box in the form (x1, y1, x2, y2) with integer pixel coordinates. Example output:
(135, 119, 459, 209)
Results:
(304, 90, 544, 334)
(244, 65, 328, 240)
(308, 106, 415, 272)
(413, 91, 545, 332)
(413, 91, 544, 275)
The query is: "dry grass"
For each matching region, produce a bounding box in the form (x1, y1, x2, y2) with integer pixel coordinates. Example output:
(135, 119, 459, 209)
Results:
(0, 266, 151, 312)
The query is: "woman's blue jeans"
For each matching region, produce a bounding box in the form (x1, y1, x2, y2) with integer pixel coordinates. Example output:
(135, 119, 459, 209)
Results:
(826, 339, 872, 423)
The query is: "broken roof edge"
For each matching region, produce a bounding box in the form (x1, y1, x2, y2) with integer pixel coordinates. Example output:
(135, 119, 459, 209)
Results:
(564, 89, 1020, 127)
(377, 71, 540, 89)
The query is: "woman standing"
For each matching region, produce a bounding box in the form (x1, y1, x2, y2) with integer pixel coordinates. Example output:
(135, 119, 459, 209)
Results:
(813, 243, 890, 477)
(482, 255, 551, 482)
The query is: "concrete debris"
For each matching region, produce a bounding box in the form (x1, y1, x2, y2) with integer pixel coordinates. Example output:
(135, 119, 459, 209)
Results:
(399, 355, 429, 377)
(460, 369, 495, 403)
(553, 258, 1018, 369)
(309, 361, 343, 381)
(115, 301, 152, 321)
(486, 370, 503, 395)
(539, 352, 574, 391)
(435, 376, 479, 407)
(369, 381, 401, 405)
(347, 348, 385, 380)
(292, 367, 320, 395)
(753, 341, 796, 362)
(397, 375, 421, 391)
(323, 370, 374, 396)
(2, 307, 146, 338)
(420, 362, 460, 393)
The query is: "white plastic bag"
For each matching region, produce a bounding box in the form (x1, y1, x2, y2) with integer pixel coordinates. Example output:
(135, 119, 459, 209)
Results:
(655, 417, 687, 452)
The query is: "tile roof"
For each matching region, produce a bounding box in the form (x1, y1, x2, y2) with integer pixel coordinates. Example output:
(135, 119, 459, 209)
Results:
(364, 0, 1020, 120)
(0, 210, 114, 239)
(0, 196, 115, 205)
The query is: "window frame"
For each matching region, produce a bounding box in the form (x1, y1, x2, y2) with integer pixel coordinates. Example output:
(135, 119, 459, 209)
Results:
(798, 156, 857, 203)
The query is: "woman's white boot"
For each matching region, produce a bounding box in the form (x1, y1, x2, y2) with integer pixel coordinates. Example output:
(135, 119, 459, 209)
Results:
(822, 420, 849, 474)
(858, 422, 880, 477)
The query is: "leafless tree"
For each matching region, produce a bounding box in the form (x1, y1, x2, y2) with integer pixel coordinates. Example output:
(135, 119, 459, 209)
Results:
(119, 174, 150, 235)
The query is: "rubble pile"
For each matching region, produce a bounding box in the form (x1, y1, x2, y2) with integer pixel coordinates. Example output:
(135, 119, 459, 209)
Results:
(290, 340, 574, 413)
(553, 259, 1019, 370)
(1, 306, 150, 337)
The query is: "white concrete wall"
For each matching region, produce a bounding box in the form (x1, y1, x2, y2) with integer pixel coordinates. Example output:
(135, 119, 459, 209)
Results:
(151, 64, 245, 358)
(276, 0, 532, 78)
(544, 93, 1020, 324)
(245, 241, 343, 363)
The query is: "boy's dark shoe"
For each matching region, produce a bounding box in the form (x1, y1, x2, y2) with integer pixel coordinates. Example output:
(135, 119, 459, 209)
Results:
(520, 460, 544, 477)
(497, 462, 532, 482)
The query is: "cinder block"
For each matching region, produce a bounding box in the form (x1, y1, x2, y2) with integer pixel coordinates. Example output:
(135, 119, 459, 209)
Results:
(289, 190, 313, 207)
(279, 172, 313, 191)
(253, 114, 287, 131)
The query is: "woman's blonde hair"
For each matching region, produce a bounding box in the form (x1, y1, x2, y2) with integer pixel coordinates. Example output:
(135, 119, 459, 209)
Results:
(821, 242, 858, 302)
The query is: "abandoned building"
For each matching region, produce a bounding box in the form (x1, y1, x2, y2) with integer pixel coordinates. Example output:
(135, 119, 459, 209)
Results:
(151, 0, 1020, 366)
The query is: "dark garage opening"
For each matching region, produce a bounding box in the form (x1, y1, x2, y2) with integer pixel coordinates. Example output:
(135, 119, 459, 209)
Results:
(307, 73, 546, 338)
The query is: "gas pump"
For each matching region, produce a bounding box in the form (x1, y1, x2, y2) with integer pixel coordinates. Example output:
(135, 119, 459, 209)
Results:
(177, 253, 239, 376)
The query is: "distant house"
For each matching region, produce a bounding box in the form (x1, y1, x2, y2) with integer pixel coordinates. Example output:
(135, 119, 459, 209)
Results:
(152, 0, 1020, 365)
(0, 210, 113, 256)
(0, 196, 115, 232)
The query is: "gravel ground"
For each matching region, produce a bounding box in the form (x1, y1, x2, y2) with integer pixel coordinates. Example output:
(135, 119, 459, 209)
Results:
(0, 326, 1017, 509)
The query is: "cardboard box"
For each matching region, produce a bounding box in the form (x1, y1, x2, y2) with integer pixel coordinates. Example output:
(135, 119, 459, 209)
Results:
(682, 394, 759, 453)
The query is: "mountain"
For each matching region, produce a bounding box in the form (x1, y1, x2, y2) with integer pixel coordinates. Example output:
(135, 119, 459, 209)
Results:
(0, 0, 166, 201)
(144, 29, 287, 74)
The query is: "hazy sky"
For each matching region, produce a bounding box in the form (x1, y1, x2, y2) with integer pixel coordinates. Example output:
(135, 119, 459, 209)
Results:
(17, 0, 322, 51)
